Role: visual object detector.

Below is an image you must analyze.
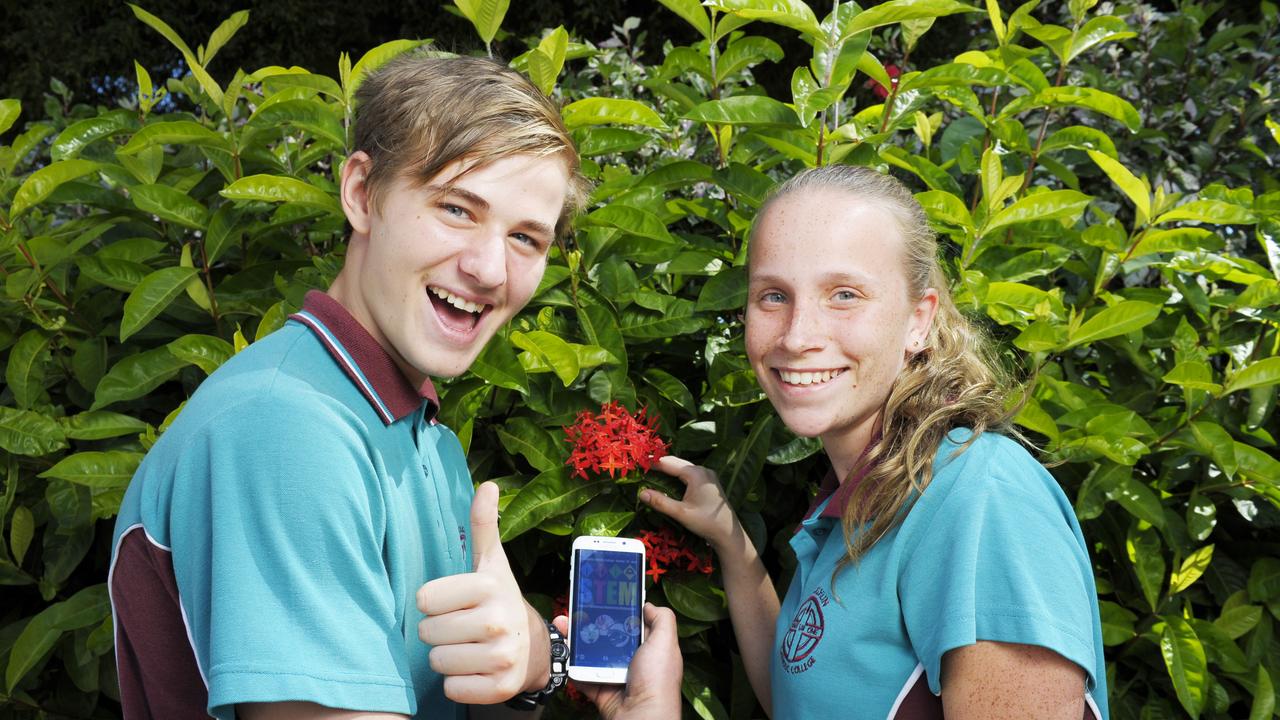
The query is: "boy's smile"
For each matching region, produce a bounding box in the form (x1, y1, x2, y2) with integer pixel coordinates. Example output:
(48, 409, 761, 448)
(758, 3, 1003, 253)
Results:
(331, 151, 571, 386)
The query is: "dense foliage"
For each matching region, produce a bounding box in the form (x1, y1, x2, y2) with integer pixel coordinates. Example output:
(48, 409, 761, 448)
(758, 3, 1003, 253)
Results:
(1, 1, 1278, 718)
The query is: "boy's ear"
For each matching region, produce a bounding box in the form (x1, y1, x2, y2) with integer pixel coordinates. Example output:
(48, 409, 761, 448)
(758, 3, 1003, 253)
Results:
(340, 151, 374, 235)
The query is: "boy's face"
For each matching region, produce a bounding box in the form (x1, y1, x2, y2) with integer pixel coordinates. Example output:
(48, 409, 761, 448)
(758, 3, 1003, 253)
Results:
(336, 152, 570, 385)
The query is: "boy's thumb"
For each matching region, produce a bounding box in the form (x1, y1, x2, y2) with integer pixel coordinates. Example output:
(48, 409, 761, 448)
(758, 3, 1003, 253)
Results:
(469, 481, 507, 572)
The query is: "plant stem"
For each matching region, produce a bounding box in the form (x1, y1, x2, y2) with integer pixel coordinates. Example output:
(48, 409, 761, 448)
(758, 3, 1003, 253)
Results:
(198, 239, 224, 335)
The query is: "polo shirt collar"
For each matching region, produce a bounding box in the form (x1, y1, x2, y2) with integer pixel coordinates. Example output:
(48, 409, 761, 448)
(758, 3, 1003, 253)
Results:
(801, 436, 880, 523)
(290, 290, 439, 425)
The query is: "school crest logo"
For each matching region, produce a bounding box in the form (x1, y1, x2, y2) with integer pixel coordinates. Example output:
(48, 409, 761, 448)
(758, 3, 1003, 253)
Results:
(780, 588, 829, 674)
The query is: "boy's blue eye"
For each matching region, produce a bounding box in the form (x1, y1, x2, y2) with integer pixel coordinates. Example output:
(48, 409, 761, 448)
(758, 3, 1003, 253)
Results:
(441, 204, 466, 217)
(513, 232, 536, 247)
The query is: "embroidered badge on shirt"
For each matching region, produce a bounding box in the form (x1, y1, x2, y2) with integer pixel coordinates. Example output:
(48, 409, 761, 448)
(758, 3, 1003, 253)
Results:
(781, 588, 829, 674)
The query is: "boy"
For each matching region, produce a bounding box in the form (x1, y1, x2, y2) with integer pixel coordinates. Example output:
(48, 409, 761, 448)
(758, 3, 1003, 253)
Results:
(109, 53, 588, 719)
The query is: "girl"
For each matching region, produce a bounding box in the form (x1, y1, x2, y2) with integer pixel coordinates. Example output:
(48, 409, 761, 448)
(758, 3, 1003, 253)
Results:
(643, 166, 1108, 719)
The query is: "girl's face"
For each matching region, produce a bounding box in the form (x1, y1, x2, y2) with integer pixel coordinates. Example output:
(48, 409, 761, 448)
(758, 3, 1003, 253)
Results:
(745, 189, 938, 465)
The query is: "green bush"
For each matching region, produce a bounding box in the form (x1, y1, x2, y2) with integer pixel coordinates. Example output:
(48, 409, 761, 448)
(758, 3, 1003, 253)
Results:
(1, 1, 1278, 717)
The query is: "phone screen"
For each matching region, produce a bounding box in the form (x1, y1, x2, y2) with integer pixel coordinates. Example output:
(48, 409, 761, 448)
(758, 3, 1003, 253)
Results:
(570, 548, 644, 670)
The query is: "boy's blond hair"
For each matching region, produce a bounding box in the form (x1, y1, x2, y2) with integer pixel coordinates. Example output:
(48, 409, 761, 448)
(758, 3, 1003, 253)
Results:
(354, 52, 589, 237)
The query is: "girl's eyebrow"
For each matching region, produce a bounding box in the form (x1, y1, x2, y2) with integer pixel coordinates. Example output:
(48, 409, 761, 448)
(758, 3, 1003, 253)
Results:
(750, 270, 876, 287)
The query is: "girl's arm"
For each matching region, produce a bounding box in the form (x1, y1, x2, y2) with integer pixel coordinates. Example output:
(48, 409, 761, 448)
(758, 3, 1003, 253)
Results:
(643, 456, 779, 716)
(941, 641, 1087, 719)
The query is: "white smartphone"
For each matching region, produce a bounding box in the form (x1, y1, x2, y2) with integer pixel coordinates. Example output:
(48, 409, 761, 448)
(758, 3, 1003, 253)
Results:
(567, 535, 646, 684)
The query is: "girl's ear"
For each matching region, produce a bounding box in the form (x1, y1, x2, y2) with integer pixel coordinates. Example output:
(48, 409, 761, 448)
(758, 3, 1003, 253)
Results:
(909, 288, 940, 353)
(340, 151, 374, 235)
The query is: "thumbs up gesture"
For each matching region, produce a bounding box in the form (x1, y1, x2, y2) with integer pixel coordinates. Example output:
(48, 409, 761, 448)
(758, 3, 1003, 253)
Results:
(417, 482, 550, 704)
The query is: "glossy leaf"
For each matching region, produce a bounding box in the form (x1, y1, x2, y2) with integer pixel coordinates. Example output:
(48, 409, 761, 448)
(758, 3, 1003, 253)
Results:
(62, 411, 149, 441)
(1065, 301, 1161, 348)
(1249, 665, 1275, 720)
(1087, 150, 1150, 222)
(496, 417, 566, 473)
(1160, 616, 1208, 718)
(684, 96, 799, 127)
(843, 0, 980, 38)
(118, 120, 234, 155)
(985, 189, 1092, 235)
(10, 505, 34, 566)
(1005, 86, 1142, 133)
(498, 470, 611, 541)
(92, 347, 191, 410)
(0, 406, 67, 457)
(511, 330, 581, 386)
(1171, 545, 1214, 595)
(707, 0, 824, 40)
(1155, 199, 1257, 225)
(130, 183, 209, 229)
(167, 334, 234, 375)
(0, 98, 19, 134)
(1215, 606, 1262, 640)
(1099, 600, 1137, 645)
(120, 267, 200, 341)
(562, 98, 669, 130)
(1249, 558, 1280, 603)
(664, 573, 728, 622)
(5, 584, 110, 692)
(6, 329, 50, 409)
(347, 40, 424, 98)
(10, 159, 100, 217)
(220, 174, 341, 214)
(39, 451, 143, 489)
(1225, 357, 1280, 395)
(51, 110, 139, 160)
(455, 0, 510, 45)
(658, 0, 711, 38)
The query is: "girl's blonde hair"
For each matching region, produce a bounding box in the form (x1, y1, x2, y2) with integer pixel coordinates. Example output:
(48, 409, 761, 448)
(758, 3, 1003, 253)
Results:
(755, 165, 1018, 565)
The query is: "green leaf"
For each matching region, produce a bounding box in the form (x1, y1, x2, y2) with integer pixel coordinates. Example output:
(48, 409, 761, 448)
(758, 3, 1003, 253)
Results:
(641, 368, 696, 412)
(1098, 600, 1137, 645)
(1041, 125, 1118, 157)
(1249, 665, 1275, 720)
(120, 267, 200, 341)
(5, 330, 50, 409)
(844, 0, 980, 38)
(0, 406, 67, 457)
(10, 506, 34, 566)
(1087, 150, 1150, 222)
(1067, 15, 1137, 63)
(51, 110, 139, 161)
(62, 411, 149, 441)
(167, 334, 234, 375)
(658, 0, 712, 38)
(0, 98, 19, 134)
(496, 417, 566, 473)
(201, 10, 249, 66)
(707, 0, 824, 41)
(511, 330, 581, 386)
(1171, 545, 1214, 595)
(683, 96, 799, 127)
(1006, 86, 1142, 133)
(1225, 357, 1280, 395)
(695, 265, 747, 311)
(576, 128, 652, 157)
(455, 0, 510, 45)
(92, 347, 192, 410)
(582, 204, 677, 244)
(6, 584, 110, 692)
(220, 174, 341, 214)
(663, 573, 728, 622)
(715, 36, 784, 84)
(39, 451, 143, 489)
(118, 120, 234, 155)
(130, 183, 209, 229)
(347, 40, 425, 99)
(1249, 558, 1280, 603)
(985, 189, 1092, 235)
(499, 470, 611, 541)
(1214, 605, 1262, 639)
(470, 335, 529, 392)
(562, 98, 669, 130)
(916, 189, 974, 230)
(9, 159, 101, 217)
(1155, 199, 1257, 226)
(1130, 228, 1222, 257)
(247, 99, 346, 148)
(1065, 301, 1161, 348)
(1162, 361, 1222, 394)
(1128, 523, 1164, 611)
(1160, 615, 1208, 718)
(129, 4, 222, 104)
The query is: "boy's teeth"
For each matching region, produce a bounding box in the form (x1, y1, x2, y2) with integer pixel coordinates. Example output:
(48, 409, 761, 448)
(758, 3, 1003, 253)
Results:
(779, 369, 843, 386)
(429, 286, 485, 314)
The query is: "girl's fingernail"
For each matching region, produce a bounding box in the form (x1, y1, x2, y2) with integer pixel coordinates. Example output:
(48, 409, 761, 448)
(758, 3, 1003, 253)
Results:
(640, 490, 651, 503)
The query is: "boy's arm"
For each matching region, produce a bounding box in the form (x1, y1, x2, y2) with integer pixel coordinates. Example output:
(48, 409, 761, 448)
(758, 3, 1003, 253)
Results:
(239, 703, 408, 719)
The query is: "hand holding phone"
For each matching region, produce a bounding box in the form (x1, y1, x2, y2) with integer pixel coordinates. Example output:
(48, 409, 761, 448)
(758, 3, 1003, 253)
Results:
(554, 603, 683, 720)
(568, 536, 646, 684)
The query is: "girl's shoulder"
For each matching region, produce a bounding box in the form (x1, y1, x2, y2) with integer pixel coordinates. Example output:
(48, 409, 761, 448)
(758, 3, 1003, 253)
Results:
(919, 428, 1062, 512)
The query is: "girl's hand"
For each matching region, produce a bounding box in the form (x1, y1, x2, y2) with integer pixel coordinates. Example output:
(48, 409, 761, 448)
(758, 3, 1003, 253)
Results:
(641, 455, 739, 551)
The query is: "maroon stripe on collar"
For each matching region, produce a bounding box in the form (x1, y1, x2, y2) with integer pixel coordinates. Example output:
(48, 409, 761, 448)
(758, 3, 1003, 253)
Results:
(296, 290, 439, 424)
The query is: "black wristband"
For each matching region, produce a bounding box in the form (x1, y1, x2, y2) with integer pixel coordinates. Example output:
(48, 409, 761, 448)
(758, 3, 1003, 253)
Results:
(504, 621, 568, 710)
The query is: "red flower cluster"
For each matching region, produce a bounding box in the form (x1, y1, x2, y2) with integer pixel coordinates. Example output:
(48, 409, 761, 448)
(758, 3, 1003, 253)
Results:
(867, 63, 902, 99)
(564, 402, 668, 480)
(637, 526, 714, 583)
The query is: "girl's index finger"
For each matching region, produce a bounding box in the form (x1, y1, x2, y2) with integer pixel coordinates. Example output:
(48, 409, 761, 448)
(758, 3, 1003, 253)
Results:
(654, 455, 717, 484)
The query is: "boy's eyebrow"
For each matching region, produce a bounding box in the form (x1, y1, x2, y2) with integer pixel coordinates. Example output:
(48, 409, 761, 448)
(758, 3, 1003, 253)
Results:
(427, 184, 556, 238)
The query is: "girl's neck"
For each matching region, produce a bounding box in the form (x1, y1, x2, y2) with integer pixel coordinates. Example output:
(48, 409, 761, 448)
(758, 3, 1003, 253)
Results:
(821, 414, 882, 483)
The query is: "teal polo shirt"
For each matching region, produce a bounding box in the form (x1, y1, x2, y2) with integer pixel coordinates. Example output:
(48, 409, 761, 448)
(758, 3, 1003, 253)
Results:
(110, 291, 473, 719)
(772, 429, 1108, 719)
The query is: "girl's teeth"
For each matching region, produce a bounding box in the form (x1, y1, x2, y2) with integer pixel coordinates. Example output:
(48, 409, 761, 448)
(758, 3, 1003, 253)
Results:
(779, 369, 842, 386)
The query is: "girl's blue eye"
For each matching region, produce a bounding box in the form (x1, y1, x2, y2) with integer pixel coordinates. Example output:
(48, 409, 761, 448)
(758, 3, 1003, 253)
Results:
(762, 291, 786, 304)
(834, 290, 857, 301)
